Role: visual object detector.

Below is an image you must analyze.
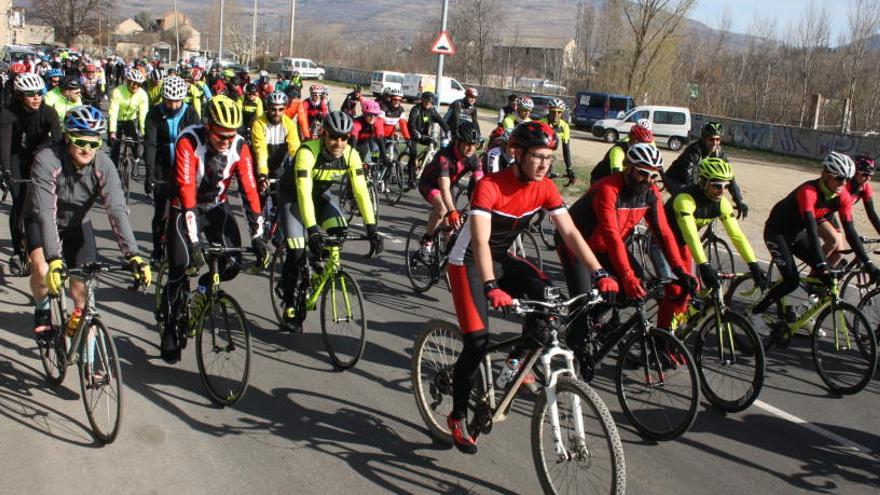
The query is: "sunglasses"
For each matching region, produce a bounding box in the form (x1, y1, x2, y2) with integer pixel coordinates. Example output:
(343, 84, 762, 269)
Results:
(21, 91, 41, 97)
(860, 171, 874, 177)
(69, 137, 102, 150)
(267, 107, 285, 113)
(635, 168, 661, 180)
(830, 174, 848, 181)
(326, 132, 350, 142)
(708, 181, 730, 190)
(211, 130, 237, 142)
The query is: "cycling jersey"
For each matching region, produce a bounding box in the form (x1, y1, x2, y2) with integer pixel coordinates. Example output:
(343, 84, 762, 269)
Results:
(765, 179, 855, 240)
(146, 81, 162, 106)
(447, 99, 480, 135)
(302, 98, 328, 139)
(341, 92, 361, 116)
(144, 102, 200, 183)
(665, 140, 744, 204)
(483, 146, 512, 174)
(42, 87, 80, 126)
(541, 117, 572, 168)
(501, 113, 531, 130)
(382, 105, 411, 140)
(407, 105, 449, 139)
(80, 74, 105, 105)
(418, 145, 483, 198)
(108, 83, 149, 134)
(283, 99, 310, 140)
(351, 115, 386, 143)
(847, 179, 874, 204)
(251, 113, 301, 176)
(237, 95, 263, 136)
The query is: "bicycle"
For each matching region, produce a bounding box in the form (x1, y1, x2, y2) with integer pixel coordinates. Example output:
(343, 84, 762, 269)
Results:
(269, 232, 370, 369)
(528, 171, 576, 250)
(724, 268, 877, 395)
(37, 262, 143, 443)
(836, 237, 880, 301)
(409, 135, 440, 183)
(338, 169, 380, 225)
(669, 274, 765, 413)
(412, 288, 626, 494)
(117, 136, 142, 205)
(157, 245, 253, 405)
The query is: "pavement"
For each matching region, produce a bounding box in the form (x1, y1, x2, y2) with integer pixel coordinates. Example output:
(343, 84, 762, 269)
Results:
(0, 82, 877, 494)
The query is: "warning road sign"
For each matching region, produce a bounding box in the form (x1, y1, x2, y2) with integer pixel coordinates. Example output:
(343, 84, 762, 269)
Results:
(431, 31, 456, 56)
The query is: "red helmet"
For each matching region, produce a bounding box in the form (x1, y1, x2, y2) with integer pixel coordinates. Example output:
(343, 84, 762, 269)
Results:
(465, 87, 479, 98)
(629, 125, 654, 144)
(85, 64, 97, 72)
(510, 121, 558, 151)
(211, 79, 227, 95)
(9, 62, 26, 74)
(854, 154, 876, 173)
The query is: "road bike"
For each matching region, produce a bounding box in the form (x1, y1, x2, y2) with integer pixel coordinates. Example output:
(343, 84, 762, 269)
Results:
(338, 170, 380, 224)
(117, 136, 142, 205)
(412, 287, 626, 494)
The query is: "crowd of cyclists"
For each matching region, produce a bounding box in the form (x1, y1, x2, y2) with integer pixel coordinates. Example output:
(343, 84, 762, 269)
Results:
(3, 46, 880, 488)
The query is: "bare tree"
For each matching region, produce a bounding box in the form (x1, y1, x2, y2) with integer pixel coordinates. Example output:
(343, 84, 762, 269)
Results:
(785, 1, 831, 126)
(842, 0, 880, 131)
(31, 0, 110, 46)
(134, 11, 156, 31)
(448, 0, 502, 85)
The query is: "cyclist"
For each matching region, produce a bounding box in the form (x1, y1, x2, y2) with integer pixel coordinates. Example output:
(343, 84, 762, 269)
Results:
(417, 121, 483, 255)
(562, 143, 696, 342)
(182, 68, 211, 118)
(482, 128, 514, 174)
(406, 91, 450, 188)
(0, 73, 61, 275)
(303, 84, 329, 140)
(288, 70, 303, 97)
(445, 121, 618, 454)
(26, 106, 150, 335)
(752, 152, 880, 346)
(43, 76, 82, 126)
(143, 76, 200, 264)
(590, 120, 655, 184)
(146, 68, 164, 106)
(276, 111, 383, 332)
(341, 85, 363, 117)
(108, 67, 149, 169)
(666, 121, 749, 218)
(501, 96, 533, 129)
(825, 155, 880, 268)
(251, 91, 301, 196)
(80, 64, 105, 107)
(44, 68, 63, 93)
(237, 83, 263, 141)
(283, 89, 310, 141)
(446, 87, 481, 136)
(255, 70, 273, 99)
(274, 72, 291, 95)
(539, 97, 575, 180)
(160, 95, 267, 363)
(660, 157, 766, 329)
(496, 93, 517, 125)
(350, 99, 388, 165)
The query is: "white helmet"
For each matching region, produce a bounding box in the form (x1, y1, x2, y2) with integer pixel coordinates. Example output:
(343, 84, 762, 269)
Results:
(823, 151, 855, 179)
(14, 72, 45, 92)
(259, 70, 268, 78)
(124, 67, 146, 84)
(626, 143, 664, 170)
(387, 87, 403, 97)
(265, 91, 289, 107)
(636, 118, 652, 131)
(161, 76, 188, 100)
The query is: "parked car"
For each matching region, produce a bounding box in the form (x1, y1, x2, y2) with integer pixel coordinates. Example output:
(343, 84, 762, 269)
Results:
(370, 70, 405, 96)
(401, 73, 466, 104)
(573, 92, 635, 130)
(0, 44, 38, 73)
(280, 57, 325, 79)
(518, 77, 567, 94)
(529, 95, 571, 121)
(591, 105, 691, 151)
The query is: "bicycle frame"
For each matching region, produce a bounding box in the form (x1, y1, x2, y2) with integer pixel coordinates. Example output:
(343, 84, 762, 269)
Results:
(303, 245, 343, 311)
(53, 270, 117, 371)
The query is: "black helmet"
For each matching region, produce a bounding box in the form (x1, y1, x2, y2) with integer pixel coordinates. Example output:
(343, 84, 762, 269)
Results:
(701, 121, 723, 138)
(453, 121, 481, 144)
(60, 75, 81, 90)
(510, 121, 558, 151)
(420, 91, 435, 103)
(323, 111, 353, 135)
(507, 93, 518, 102)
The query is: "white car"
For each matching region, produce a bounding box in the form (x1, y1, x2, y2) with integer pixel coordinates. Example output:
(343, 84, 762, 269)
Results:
(281, 58, 325, 79)
(591, 105, 692, 151)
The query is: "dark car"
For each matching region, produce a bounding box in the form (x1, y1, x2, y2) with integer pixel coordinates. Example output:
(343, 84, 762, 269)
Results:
(529, 95, 571, 121)
(572, 91, 635, 130)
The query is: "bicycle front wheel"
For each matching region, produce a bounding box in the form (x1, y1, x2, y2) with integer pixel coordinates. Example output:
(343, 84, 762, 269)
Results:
(694, 310, 765, 412)
(616, 328, 700, 441)
(384, 161, 405, 205)
(405, 221, 440, 293)
(79, 319, 123, 444)
(841, 267, 872, 303)
(704, 237, 735, 289)
(723, 273, 776, 349)
(338, 176, 356, 223)
(532, 210, 557, 250)
(811, 300, 877, 395)
(268, 247, 296, 331)
(38, 297, 68, 386)
(196, 293, 252, 406)
(532, 377, 626, 495)
(320, 271, 367, 369)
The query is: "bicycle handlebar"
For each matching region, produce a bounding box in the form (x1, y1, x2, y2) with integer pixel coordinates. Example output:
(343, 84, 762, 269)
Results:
(511, 290, 602, 317)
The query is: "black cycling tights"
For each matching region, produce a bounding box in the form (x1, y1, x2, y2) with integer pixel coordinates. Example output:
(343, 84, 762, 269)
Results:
(755, 231, 823, 315)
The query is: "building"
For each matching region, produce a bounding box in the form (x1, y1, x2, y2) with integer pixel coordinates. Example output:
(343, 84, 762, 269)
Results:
(493, 38, 577, 82)
(114, 18, 145, 37)
(7, 6, 55, 45)
(0, 0, 11, 44)
(155, 11, 200, 52)
(112, 11, 201, 61)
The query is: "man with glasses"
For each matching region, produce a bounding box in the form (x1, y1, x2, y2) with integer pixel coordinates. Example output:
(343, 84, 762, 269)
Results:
(275, 111, 383, 333)
(80, 64, 105, 107)
(751, 152, 880, 347)
(237, 83, 263, 142)
(251, 91, 300, 198)
(108, 67, 149, 170)
(43, 76, 82, 126)
(44, 68, 62, 93)
(406, 91, 450, 189)
(0, 73, 61, 275)
(666, 121, 750, 218)
(539, 97, 575, 181)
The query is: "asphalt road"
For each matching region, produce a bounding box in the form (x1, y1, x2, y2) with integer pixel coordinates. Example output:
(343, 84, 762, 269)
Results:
(0, 84, 877, 494)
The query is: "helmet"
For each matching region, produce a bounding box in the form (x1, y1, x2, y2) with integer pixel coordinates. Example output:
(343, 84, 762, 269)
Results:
(46, 68, 62, 79)
(698, 157, 734, 182)
(190, 67, 203, 81)
(387, 87, 403, 98)
(319, 85, 329, 95)
(259, 70, 268, 78)
(161, 76, 188, 100)
(244, 83, 257, 94)
(510, 121, 557, 150)
(547, 97, 566, 111)
(382, 87, 392, 96)
(636, 118, 652, 130)
(14, 73, 45, 92)
(9, 62, 26, 74)
(822, 151, 856, 178)
(222, 68, 234, 78)
(701, 121, 723, 138)
(63, 105, 106, 136)
(211, 79, 226, 95)
(465, 87, 479, 98)
(453, 121, 481, 144)
(309, 84, 321, 94)
(854, 154, 876, 173)
(149, 68, 164, 81)
(124, 67, 146, 83)
(265, 91, 288, 107)
(516, 96, 534, 110)
(323, 111, 353, 135)
(361, 99, 381, 115)
(420, 91, 435, 103)
(60, 76, 81, 90)
(625, 143, 663, 170)
(628, 125, 654, 144)
(206, 95, 243, 129)
(85, 64, 97, 72)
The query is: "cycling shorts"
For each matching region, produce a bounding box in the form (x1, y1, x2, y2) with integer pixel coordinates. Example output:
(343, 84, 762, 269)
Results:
(26, 220, 96, 268)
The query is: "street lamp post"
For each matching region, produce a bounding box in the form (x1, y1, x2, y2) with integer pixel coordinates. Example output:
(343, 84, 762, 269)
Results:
(173, 0, 180, 63)
(218, 0, 225, 60)
(288, 0, 296, 57)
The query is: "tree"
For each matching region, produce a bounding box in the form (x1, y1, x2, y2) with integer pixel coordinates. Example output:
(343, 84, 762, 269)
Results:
(842, 0, 880, 131)
(449, 0, 502, 85)
(134, 10, 156, 31)
(31, 0, 109, 46)
(621, 0, 696, 95)
(786, 1, 830, 127)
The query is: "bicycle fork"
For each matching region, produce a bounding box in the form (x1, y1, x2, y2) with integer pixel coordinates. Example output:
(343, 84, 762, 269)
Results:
(542, 340, 585, 462)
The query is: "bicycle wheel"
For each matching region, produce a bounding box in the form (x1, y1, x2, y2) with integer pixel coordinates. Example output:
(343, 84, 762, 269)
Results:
(704, 236, 735, 288)
(693, 310, 765, 412)
(79, 319, 123, 444)
(196, 293, 252, 406)
(320, 270, 367, 369)
(369, 182, 380, 223)
(38, 297, 68, 386)
(153, 261, 168, 323)
(405, 221, 440, 293)
(811, 300, 877, 394)
(616, 328, 700, 440)
(841, 267, 872, 303)
(338, 176, 356, 223)
(532, 210, 557, 250)
(269, 247, 297, 332)
(625, 229, 658, 281)
(510, 230, 543, 272)
(384, 161, 405, 205)
(723, 273, 776, 348)
(532, 377, 626, 495)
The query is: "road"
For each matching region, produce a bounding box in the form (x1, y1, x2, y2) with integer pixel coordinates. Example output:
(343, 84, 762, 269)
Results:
(0, 82, 877, 494)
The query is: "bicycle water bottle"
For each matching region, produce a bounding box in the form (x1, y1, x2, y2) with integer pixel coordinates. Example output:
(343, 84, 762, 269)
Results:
(66, 308, 83, 337)
(495, 358, 520, 389)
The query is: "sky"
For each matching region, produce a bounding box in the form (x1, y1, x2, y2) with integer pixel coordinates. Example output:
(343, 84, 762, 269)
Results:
(691, 0, 850, 42)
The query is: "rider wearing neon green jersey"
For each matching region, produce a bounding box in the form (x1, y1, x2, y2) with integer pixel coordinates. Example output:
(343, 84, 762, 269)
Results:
(108, 67, 149, 168)
(539, 97, 574, 180)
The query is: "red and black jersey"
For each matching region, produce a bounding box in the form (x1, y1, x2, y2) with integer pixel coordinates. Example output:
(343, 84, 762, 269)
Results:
(766, 179, 854, 238)
(351, 115, 386, 143)
(303, 98, 328, 129)
(847, 179, 874, 205)
(449, 167, 565, 265)
(418, 145, 483, 191)
(568, 172, 684, 281)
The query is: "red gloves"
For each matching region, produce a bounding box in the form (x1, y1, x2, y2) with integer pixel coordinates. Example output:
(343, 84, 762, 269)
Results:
(621, 275, 647, 300)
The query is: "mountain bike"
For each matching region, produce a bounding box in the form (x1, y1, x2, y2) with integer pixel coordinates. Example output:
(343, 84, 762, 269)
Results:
(37, 262, 145, 443)
(412, 288, 626, 494)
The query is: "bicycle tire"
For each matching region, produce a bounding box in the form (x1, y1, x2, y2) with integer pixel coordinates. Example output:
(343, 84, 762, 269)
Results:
(693, 309, 765, 412)
(510, 230, 543, 272)
(384, 161, 405, 205)
(405, 221, 440, 293)
(320, 270, 367, 369)
(196, 292, 252, 406)
(153, 261, 168, 324)
(532, 210, 557, 250)
(269, 247, 297, 332)
(79, 319, 123, 444)
(625, 228, 658, 281)
(704, 236, 735, 288)
(616, 328, 700, 441)
(531, 376, 626, 495)
(811, 300, 877, 395)
(338, 176, 356, 223)
(723, 273, 777, 350)
(38, 297, 68, 386)
(369, 182, 380, 224)
(840, 266, 872, 303)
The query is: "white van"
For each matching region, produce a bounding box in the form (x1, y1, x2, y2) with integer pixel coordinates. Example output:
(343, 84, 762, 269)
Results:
(370, 71, 405, 96)
(281, 58, 325, 79)
(590, 105, 692, 151)
(401, 73, 466, 105)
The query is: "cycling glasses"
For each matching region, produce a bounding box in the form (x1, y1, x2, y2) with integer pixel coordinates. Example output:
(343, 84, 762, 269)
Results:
(210, 129, 237, 142)
(326, 132, 350, 142)
(69, 137, 102, 150)
(21, 91, 41, 97)
(860, 171, 875, 177)
(708, 181, 730, 190)
(634, 167, 661, 180)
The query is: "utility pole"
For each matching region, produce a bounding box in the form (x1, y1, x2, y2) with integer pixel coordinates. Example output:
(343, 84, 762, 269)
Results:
(173, 0, 181, 62)
(288, 0, 296, 57)
(435, 0, 450, 106)
(218, 0, 225, 60)
(251, 0, 258, 66)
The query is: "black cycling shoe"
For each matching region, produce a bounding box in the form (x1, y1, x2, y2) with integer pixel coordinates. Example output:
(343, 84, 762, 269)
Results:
(160, 329, 180, 363)
(769, 321, 793, 349)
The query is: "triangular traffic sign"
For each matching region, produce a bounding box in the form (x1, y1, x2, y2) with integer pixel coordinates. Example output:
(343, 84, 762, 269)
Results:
(431, 30, 456, 56)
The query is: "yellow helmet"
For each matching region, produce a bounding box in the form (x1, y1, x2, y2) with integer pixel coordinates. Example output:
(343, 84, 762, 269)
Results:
(206, 95, 242, 129)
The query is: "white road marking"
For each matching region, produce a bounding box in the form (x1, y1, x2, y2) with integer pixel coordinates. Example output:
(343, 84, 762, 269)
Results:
(753, 400, 874, 455)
